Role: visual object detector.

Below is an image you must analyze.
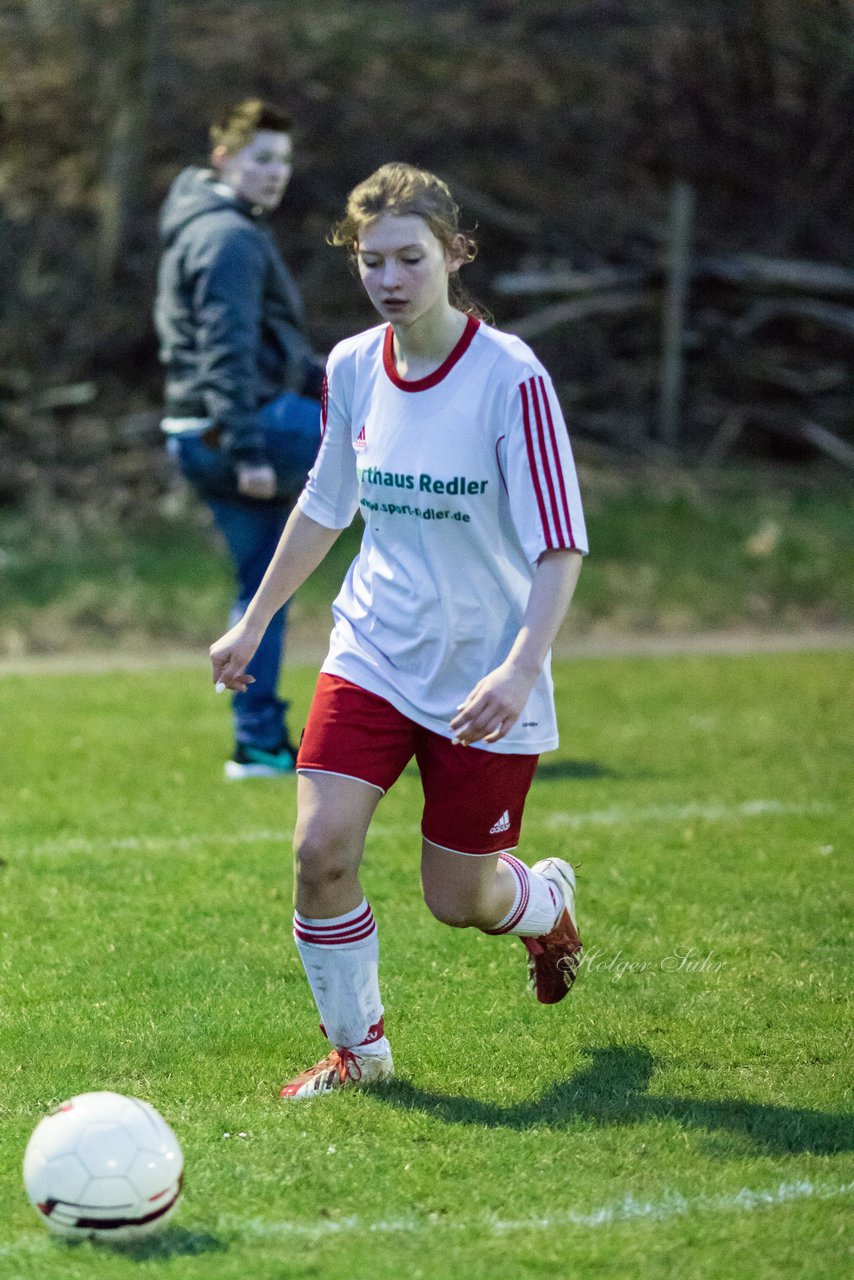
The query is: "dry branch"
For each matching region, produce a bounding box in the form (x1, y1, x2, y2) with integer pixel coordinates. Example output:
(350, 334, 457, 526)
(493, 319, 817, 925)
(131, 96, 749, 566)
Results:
(695, 255, 854, 299)
(450, 181, 543, 241)
(493, 266, 653, 296)
(733, 298, 854, 343)
(745, 407, 854, 470)
(509, 289, 659, 340)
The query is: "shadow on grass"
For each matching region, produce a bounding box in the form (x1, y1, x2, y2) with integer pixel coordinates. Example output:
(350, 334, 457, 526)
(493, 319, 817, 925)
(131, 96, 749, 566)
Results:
(379, 1045, 852, 1156)
(535, 759, 621, 781)
(100, 1226, 226, 1260)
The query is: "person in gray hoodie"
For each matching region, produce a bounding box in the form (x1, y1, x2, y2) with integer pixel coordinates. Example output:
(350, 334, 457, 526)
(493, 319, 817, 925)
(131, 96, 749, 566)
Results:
(155, 99, 323, 778)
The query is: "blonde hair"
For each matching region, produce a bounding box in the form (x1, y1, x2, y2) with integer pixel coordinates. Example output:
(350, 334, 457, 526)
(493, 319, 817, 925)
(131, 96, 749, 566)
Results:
(330, 163, 484, 316)
(209, 99, 292, 155)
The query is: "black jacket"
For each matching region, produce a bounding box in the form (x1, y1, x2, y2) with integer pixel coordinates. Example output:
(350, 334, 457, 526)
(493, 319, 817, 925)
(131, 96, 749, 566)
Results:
(154, 166, 322, 466)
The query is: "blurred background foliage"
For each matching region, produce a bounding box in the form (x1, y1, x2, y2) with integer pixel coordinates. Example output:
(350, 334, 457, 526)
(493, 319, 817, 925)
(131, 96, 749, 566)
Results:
(0, 0, 852, 651)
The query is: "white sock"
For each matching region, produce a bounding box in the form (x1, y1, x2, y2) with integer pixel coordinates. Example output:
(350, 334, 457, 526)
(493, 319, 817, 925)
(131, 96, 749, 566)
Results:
(482, 854, 562, 937)
(293, 899, 390, 1055)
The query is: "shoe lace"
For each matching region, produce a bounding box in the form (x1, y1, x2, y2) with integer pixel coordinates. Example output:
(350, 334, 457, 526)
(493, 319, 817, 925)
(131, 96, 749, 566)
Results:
(330, 1047, 363, 1084)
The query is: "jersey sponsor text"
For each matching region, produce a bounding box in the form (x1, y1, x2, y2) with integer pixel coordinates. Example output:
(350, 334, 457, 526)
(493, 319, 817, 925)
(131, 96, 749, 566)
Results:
(359, 497, 471, 522)
(356, 465, 488, 496)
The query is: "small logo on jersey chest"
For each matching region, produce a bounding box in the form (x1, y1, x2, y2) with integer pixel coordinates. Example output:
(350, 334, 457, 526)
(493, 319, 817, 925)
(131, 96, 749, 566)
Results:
(354, 425, 367, 449)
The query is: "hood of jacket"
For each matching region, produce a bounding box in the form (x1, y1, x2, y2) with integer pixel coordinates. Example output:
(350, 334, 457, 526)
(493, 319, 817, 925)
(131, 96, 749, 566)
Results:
(159, 166, 260, 247)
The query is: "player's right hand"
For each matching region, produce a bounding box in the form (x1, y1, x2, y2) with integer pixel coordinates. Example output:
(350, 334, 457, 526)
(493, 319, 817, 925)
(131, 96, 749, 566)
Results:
(209, 620, 263, 693)
(236, 463, 277, 500)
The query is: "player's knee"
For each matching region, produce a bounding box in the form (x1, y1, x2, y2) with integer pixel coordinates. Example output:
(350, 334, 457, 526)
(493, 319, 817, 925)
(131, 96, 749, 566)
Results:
(293, 823, 357, 891)
(423, 889, 482, 930)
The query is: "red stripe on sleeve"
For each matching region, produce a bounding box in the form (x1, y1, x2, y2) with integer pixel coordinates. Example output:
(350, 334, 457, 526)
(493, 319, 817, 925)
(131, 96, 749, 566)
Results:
(520, 381, 555, 549)
(529, 377, 567, 547)
(537, 375, 576, 548)
(320, 374, 329, 439)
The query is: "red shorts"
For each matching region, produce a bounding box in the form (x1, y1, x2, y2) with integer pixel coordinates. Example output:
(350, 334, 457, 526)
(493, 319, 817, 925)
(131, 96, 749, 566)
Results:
(297, 674, 539, 856)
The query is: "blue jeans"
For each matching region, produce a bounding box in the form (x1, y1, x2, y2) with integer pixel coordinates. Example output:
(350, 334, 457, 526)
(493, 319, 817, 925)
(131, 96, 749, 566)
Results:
(168, 391, 321, 749)
(168, 391, 321, 503)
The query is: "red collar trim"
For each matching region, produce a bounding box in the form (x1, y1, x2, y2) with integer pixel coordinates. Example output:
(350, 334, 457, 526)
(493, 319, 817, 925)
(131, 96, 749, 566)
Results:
(383, 314, 480, 392)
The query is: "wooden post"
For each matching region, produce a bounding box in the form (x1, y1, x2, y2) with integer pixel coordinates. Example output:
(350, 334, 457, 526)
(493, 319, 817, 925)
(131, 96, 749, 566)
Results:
(658, 180, 695, 450)
(96, 0, 163, 287)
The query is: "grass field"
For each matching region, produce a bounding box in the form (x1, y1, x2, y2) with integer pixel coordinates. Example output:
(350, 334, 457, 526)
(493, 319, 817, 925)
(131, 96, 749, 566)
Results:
(2, 463, 853, 653)
(0, 649, 851, 1279)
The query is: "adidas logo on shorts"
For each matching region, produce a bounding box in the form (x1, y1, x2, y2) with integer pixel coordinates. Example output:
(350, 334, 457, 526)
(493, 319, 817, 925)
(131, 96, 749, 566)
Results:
(489, 810, 511, 835)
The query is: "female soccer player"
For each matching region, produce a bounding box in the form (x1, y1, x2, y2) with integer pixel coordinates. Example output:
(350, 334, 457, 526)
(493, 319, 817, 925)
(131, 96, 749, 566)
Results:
(210, 163, 589, 1099)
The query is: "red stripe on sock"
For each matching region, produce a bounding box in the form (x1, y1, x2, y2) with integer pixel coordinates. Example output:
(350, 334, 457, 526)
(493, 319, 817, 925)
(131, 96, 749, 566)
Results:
(354, 1017, 385, 1048)
(505, 856, 531, 931)
(484, 854, 530, 935)
(294, 919, 376, 947)
(293, 903, 375, 946)
(294, 903, 372, 935)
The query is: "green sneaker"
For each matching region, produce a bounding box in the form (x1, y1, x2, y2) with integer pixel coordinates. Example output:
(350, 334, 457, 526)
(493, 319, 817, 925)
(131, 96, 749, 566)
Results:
(224, 739, 297, 780)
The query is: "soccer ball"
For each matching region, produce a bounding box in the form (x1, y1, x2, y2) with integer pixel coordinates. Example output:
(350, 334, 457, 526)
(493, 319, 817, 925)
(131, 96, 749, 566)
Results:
(23, 1091, 183, 1241)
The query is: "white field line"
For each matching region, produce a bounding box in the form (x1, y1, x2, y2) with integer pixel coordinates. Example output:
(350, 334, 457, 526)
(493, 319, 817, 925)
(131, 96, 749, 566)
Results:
(544, 798, 833, 830)
(25, 828, 298, 857)
(1, 1178, 851, 1259)
(16, 799, 832, 859)
(224, 1178, 854, 1241)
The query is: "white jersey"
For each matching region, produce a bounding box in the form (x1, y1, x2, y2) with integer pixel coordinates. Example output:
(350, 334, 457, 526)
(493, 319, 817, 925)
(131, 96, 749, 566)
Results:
(297, 315, 588, 754)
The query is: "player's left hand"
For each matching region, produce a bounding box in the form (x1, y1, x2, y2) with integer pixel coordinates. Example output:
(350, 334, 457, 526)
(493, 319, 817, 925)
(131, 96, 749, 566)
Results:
(450, 661, 538, 746)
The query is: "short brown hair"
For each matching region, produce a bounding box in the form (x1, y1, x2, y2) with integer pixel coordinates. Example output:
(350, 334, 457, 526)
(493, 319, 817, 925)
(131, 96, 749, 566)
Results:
(209, 99, 293, 155)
